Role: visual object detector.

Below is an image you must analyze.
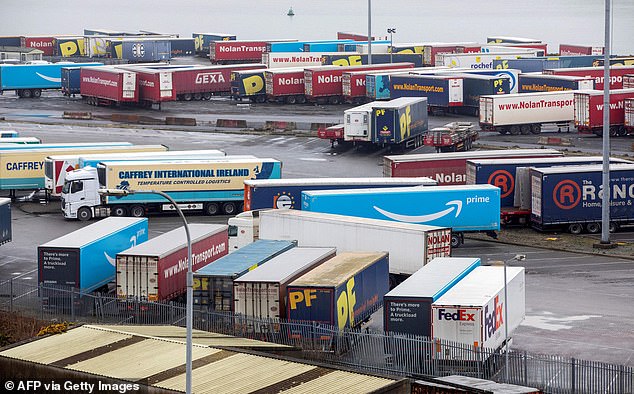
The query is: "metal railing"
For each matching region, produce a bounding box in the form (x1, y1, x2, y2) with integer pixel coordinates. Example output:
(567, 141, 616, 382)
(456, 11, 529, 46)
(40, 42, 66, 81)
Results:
(1, 279, 631, 394)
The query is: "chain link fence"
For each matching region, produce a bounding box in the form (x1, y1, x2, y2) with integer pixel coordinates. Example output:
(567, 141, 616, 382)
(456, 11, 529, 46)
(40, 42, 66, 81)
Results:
(1, 279, 631, 393)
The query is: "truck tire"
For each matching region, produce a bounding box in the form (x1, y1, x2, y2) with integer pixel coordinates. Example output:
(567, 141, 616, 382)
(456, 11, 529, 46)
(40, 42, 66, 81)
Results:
(204, 202, 219, 215)
(21, 89, 32, 98)
(497, 128, 508, 135)
(112, 206, 127, 217)
(450, 234, 462, 248)
(182, 93, 193, 101)
(32, 89, 42, 98)
(193, 93, 202, 101)
(222, 202, 238, 215)
(77, 207, 92, 221)
(296, 95, 306, 104)
(585, 222, 601, 233)
(568, 223, 583, 235)
(130, 205, 145, 217)
(531, 124, 542, 134)
(328, 96, 341, 105)
(255, 95, 266, 103)
(202, 92, 212, 100)
(520, 124, 531, 135)
(509, 125, 520, 135)
(609, 222, 619, 233)
(285, 95, 297, 104)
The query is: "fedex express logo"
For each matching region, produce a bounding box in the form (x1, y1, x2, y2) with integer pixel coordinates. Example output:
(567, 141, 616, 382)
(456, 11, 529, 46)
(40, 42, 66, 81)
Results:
(484, 295, 504, 341)
(437, 309, 475, 321)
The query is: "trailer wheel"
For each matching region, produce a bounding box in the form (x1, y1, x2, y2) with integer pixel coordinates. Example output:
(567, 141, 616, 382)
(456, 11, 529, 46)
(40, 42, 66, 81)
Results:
(21, 89, 32, 98)
(618, 127, 628, 137)
(77, 207, 92, 221)
(520, 124, 531, 135)
(285, 95, 297, 104)
(530, 124, 542, 134)
(255, 95, 266, 103)
(609, 126, 618, 137)
(585, 222, 601, 233)
(328, 96, 341, 105)
(112, 206, 127, 217)
(32, 89, 42, 98)
(568, 223, 583, 235)
(497, 128, 508, 135)
(193, 93, 202, 101)
(204, 202, 219, 215)
(130, 205, 145, 217)
(296, 95, 306, 104)
(183, 93, 193, 101)
(202, 92, 212, 100)
(609, 222, 619, 233)
(450, 234, 462, 248)
(509, 125, 520, 135)
(222, 202, 238, 215)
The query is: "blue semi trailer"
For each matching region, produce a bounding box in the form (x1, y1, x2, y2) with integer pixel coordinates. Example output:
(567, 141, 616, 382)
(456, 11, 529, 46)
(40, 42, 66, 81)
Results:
(302, 184, 500, 247)
(38, 217, 148, 294)
(0, 62, 103, 98)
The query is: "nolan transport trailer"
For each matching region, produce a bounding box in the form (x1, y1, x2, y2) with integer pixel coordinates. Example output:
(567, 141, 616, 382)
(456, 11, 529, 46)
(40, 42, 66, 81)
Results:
(61, 157, 281, 220)
(573, 89, 634, 136)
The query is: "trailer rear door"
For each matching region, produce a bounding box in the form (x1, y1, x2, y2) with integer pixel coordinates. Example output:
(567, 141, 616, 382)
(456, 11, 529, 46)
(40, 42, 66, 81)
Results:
(574, 93, 590, 128)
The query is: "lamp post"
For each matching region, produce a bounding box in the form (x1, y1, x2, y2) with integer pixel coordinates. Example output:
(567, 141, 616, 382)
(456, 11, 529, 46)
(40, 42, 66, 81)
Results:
(387, 28, 396, 64)
(367, 0, 372, 65)
(98, 188, 193, 394)
(503, 254, 525, 382)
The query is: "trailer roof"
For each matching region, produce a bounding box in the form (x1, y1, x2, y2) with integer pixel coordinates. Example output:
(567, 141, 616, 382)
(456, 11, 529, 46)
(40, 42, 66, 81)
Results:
(467, 156, 632, 166)
(531, 163, 634, 175)
(433, 266, 524, 307)
(438, 73, 511, 81)
(234, 247, 336, 283)
(374, 97, 427, 108)
(117, 224, 227, 258)
(244, 177, 436, 187)
(98, 157, 279, 166)
(385, 257, 480, 300)
(193, 240, 296, 277)
(571, 88, 634, 96)
(384, 148, 561, 163)
(302, 184, 499, 197)
(289, 252, 387, 287)
(260, 209, 449, 233)
(39, 217, 146, 248)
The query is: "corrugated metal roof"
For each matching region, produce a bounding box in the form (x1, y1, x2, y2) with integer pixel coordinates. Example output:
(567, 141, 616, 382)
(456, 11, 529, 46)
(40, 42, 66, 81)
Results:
(290, 252, 387, 287)
(193, 240, 296, 277)
(0, 326, 132, 364)
(156, 353, 316, 394)
(39, 217, 146, 248)
(280, 370, 396, 394)
(117, 224, 226, 257)
(234, 247, 336, 283)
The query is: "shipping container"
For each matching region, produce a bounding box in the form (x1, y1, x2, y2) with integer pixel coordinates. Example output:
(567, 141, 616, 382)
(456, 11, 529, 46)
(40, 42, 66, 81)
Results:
(531, 164, 634, 233)
(321, 53, 425, 67)
(383, 149, 562, 184)
(108, 38, 171, 62)
(344, 98, 428, 148)
(192, 33, 236, 56)
(0, 198, 10, 245)
(435, 51, 539, 69)
(365, 67, 451, 101)
(432, 266, 525, 353)
(116, 224, 228, 301)
(383, 257, 481, 338)
(257, 209, 452, 284)
(389, 74, 463, 109)
(210, 39, 295, 64)
(543, 66, 634, 90)
(193, 240, 296, 312)
(573, 89, 634, 135)
(265, 67, 307, 104)
(38, 217, 148, 293)
(287, 252, 389, 331)
(261, 52, 325, 69)
(559, 44, 604, 56)
(518, 74, 594, 93)
(479, 91, 578, 135)
(233, 247, 336, 321)
(80, 66, 137, 106)
(244, 177, 437, 211)
(304, 63, 414, 104)
(230, 69, 266, 101)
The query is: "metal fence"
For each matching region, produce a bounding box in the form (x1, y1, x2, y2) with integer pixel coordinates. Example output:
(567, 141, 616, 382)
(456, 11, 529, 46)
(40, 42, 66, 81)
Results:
(1, 279, 631, 394)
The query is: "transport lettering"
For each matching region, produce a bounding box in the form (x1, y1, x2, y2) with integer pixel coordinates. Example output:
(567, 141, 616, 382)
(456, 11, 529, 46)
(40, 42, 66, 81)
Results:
(317, 75, 342, 84)
(7, 161, 44, 171)
(595, 101, 624, 111)
(497, 99, 573, 111)
(195, 72, 225, 84)
(392, 83, 444, 93)
(520, 83, 569, 92)
(82, 76, 118, 87)
(288, 289, 317, 310)
(434, 172, 465, 184)
(594, 75, 622, 85)
(164, 241, 227, 279)
(437, 308, 475, 321)
(139, 79, 155, 88)
(484, 295, 504, 341)
(271, 55, 322, 63)
(336, 277, 357, 330)
(279, 77, 303, 85)
(218, 45, 266, 53)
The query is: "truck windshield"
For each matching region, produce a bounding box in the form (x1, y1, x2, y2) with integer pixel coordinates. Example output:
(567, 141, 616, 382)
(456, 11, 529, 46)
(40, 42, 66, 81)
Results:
(61, 181, 70, 194)
(228, 225, 238, 237)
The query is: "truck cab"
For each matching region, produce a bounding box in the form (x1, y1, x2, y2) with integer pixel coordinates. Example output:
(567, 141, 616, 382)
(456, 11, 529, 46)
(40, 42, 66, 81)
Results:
(61, 166, 102, 220)
(227, 210, 261, 251)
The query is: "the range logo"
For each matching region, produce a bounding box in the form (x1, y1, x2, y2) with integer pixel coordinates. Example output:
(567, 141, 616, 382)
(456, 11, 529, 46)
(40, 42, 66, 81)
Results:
(132, 43, 145, 58)
(487, 170, 514, 198)
(553, 179, 581, 210)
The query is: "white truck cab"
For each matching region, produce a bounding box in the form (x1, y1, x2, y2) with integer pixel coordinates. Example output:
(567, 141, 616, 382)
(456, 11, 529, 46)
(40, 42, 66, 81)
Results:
(61, 166, 103, 220)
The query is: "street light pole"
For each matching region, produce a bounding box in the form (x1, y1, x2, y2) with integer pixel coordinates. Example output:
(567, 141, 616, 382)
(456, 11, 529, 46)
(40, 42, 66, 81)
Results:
(503, 254, 525, 383)
(387, 28, 396, 64)
(98, 188, 193, 394)
(367, 0, 372, 65)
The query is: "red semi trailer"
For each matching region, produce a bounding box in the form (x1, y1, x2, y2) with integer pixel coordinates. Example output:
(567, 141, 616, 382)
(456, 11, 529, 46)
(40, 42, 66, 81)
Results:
(304, 63, 414, 105)
(210, 39, 295, 64)
(574, 89, 634, 136)
(265, 67, 307, 104)
(343, 63, 415, 104)
(80, 66, 137, 106)
(543, 66, 634, 90)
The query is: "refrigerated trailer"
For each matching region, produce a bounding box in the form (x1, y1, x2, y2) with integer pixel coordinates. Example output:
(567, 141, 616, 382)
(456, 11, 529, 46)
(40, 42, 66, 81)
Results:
(479, 91, 578, 135)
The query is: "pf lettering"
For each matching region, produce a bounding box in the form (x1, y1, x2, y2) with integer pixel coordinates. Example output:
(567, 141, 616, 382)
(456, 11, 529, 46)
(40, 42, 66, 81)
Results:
(336, 277, 357, 330)
(289, 289, 317, 310)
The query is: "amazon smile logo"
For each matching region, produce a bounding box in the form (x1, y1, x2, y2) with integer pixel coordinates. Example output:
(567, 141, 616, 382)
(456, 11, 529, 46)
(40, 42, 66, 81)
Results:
(374, 200, 462, 223)
(36, 73, 61, 83)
